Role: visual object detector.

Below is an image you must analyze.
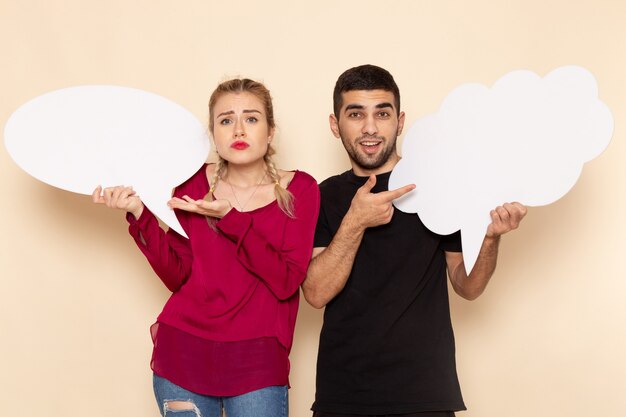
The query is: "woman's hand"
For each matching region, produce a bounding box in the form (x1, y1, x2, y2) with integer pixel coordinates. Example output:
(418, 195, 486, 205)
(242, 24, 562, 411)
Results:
(168, 195, 233, 219)
(92, 185, 144, 219)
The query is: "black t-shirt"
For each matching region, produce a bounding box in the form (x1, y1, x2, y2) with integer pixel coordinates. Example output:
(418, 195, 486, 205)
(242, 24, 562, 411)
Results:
(312, 170, 466, 415)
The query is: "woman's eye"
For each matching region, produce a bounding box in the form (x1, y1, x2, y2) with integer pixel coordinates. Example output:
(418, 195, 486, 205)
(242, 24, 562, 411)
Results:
(246, 117, 258, 123)
(219, 118, 232, 125)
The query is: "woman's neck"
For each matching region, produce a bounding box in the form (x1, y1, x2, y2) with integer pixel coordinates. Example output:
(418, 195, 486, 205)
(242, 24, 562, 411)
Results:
(223, 160, 268, 187)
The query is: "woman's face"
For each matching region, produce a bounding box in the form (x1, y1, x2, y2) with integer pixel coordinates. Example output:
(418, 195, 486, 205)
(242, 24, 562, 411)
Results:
(211, 92, 274, 166)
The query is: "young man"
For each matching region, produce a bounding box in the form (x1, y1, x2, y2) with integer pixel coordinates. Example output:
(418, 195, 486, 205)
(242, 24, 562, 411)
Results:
(302, 65, 527, 417)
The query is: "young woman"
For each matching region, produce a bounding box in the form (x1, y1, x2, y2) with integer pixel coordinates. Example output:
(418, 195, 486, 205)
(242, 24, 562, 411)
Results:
(93, 78, 320, 417)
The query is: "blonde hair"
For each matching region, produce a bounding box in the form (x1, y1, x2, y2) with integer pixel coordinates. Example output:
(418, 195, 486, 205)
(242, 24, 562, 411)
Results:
(206, 78, 294, 218)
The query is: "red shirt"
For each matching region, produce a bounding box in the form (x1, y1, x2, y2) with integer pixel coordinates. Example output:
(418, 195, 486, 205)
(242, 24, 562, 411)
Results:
(127, 166, 320, 396)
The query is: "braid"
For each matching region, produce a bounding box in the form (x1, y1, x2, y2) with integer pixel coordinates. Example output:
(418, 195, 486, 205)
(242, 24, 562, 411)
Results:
(204, 157, 226, 201)
(264, 147, 294, 218)
(207, 78, 294, 218)
(203, 157, 227, 229)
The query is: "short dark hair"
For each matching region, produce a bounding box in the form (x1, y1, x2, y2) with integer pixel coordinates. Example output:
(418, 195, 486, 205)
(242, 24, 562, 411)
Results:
(333, 64, 401, 118)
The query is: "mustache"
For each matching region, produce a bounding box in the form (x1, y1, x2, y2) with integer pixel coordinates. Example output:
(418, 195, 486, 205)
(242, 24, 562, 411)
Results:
(356, 134, 385, 142)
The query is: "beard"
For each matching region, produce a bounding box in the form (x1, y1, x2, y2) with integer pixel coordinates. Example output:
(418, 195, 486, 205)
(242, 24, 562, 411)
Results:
(340, 130, 399, 171)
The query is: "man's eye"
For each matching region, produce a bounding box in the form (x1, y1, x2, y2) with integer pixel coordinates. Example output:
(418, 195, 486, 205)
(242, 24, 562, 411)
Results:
(378, 111, 390, 118)
(348, 112, 361, 118)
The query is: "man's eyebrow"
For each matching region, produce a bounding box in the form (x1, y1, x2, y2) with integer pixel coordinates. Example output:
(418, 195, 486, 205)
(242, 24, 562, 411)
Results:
(343, 103, 395, 112)
(344, 104, 364, 112)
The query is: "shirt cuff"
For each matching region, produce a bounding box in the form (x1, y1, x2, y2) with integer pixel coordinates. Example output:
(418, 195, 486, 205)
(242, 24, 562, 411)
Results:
(126, 206, 154, 228)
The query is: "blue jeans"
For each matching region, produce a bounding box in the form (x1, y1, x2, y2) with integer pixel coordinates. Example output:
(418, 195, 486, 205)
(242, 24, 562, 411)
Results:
(153, 374, 288, 417)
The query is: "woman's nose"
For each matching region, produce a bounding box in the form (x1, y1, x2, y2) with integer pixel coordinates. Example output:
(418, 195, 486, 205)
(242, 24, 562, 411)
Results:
(234, 118, 246, 137)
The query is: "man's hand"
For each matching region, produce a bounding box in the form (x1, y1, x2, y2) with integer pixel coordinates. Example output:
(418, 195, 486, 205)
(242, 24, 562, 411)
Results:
(447, 202, 527, 300)
(346, 175, 416, 230)
(486, 202, 527, 238)
(168, 195, 233, 219)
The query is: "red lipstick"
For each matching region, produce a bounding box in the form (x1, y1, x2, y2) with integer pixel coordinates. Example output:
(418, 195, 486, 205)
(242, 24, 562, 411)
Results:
(231, 141, 249, 150)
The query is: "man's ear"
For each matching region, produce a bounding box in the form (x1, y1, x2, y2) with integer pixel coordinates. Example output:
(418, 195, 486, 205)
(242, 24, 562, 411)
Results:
(397, 111, 406, 136)
(329, 114, 341, 139)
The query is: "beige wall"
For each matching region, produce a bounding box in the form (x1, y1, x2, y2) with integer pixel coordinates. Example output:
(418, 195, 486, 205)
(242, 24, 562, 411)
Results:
(1, 1, 625, 416)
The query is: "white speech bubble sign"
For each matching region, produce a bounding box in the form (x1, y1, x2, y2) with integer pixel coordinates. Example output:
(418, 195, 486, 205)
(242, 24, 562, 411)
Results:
(390, 66, 613, 273)
(4, 85, 211, 238)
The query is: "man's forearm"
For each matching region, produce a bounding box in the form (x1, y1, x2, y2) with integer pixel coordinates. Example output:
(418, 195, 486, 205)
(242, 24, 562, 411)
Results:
(302, 214, 365, 308)
(451, 235, 501, 300)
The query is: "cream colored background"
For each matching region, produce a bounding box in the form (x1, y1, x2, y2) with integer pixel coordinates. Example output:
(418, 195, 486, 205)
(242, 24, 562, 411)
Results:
(1, 1, 625, 416)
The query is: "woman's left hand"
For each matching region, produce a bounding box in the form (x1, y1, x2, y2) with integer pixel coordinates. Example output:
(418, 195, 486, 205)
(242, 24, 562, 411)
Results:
(168, 195, 233, 218)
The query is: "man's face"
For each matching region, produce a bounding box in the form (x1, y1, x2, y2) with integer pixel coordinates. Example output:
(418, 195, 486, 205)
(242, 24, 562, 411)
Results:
(330, 89, 405, 175)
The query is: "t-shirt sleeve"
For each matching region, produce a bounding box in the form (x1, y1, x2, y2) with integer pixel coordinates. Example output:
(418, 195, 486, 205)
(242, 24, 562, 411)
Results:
(313, 202, 332, 248)
(440, 230, 462, 253)
(216, 174, 321, 300)
(127, 207, 193, 292)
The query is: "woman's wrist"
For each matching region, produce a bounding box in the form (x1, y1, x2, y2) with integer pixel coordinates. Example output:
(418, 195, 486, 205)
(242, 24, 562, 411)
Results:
(130, 204, 145, 220)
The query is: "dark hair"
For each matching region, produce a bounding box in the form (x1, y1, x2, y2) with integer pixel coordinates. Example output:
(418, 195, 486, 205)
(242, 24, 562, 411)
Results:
(333, 64, 401, 118)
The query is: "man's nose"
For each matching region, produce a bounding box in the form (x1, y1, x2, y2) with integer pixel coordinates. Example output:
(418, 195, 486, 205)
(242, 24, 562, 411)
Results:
(362, 115, 378, 136)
